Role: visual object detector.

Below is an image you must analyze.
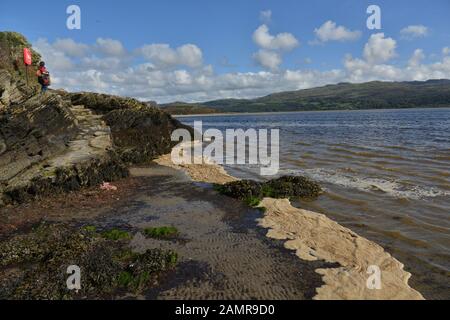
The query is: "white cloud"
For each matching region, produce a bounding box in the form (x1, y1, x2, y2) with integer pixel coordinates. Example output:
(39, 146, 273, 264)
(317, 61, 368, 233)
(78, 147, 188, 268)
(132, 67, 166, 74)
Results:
(95, 38, 126, 56)
(400, 25, 429, 39)
(409, 49, 425, 67)
(53, 38, 89, 57)
(81, 56, 124, 71)
(313, 21, 361, 43)
(252, 24, 299, 71)
(173, 70, 192, 85)
(34, 38, 74, 71)
(253, 50, 282, 71)
(139, 43, 203, 68)
(253, 24, 299, 51)
(363, 33, 397, 64)
(32, 35, 450, 104)
(443, 47, 450, 56)
(260, 10, 272, 23)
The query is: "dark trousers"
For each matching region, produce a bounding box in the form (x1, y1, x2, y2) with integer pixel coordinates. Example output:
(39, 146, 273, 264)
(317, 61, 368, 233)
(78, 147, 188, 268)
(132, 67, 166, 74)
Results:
(40, 84, 48, 94)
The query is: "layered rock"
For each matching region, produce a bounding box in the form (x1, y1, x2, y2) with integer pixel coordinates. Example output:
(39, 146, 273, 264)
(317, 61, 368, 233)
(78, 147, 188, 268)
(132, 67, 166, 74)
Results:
(0, 94, 129, 205)
(68, 92, 192, 164)
(0, 32, 189, 205)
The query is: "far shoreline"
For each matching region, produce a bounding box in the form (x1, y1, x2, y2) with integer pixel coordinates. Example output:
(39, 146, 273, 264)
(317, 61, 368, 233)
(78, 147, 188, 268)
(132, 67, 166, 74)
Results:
(171, 106, 450, 118)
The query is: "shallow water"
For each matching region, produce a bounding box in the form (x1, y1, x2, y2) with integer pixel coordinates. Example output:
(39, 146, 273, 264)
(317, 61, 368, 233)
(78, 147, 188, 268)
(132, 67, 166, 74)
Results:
(178, 108, 450, 299)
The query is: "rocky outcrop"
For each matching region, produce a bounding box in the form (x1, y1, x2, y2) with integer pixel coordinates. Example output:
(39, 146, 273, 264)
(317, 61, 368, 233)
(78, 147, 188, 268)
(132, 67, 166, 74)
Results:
(0, 32, 41, 110)
(0, 32, 190, 206)
(216, 176, 323, 203)
(67, 92, 192, 164)
(0, 94, 129, 205)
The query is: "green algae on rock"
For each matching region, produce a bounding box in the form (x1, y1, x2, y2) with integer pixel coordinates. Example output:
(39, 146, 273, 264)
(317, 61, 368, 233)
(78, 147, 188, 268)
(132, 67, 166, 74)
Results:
(0, 223, 178, 300)
(143, 226, 179, 239)
(101, 228, 132, 241)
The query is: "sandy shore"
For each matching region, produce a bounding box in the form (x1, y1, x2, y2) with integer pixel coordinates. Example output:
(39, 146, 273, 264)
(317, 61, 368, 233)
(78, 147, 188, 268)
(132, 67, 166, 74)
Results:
(155, 154, 425, 300)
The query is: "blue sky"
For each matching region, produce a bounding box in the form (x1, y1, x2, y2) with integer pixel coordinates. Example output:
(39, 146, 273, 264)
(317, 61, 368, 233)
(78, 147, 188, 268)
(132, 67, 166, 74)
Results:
(1, 0, 450, 102)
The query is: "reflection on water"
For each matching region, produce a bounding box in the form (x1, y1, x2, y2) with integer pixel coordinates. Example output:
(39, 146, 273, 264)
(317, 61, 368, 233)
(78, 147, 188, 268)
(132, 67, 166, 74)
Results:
(178, 108, 450, 299)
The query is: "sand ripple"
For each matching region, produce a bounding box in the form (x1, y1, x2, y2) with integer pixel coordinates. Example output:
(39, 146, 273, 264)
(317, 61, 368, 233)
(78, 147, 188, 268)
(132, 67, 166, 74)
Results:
(155, 154, 425, 300)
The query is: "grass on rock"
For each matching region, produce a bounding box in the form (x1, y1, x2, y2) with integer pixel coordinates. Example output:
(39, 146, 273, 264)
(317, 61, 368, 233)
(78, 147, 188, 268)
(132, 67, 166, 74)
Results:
(143, 226, 178, 239)
(102, 228, 132, 241)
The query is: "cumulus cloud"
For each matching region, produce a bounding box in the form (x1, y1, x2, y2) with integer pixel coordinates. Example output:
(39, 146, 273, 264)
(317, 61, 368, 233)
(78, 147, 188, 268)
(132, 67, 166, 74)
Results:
(344, 34, 450, 83)
(253, 50, 282, 71)
(313, 21, 361, 43)
(253, 24, 299, 51)
(409, 49, 425, 67)
(251, 24, 299, 71)
(32, 34, 450, 104)
(95, 38, 127, 56)
(139, 43, 203, 68)
(53, 38, 89, 57)
(443, 47, 450, 56)
(34, 38, 74, 71)
(363, 33, 397, 64)
(400, 25, 429, 39)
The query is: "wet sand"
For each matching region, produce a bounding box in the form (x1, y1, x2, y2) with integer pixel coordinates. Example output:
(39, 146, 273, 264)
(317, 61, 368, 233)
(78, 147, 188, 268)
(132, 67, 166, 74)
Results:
(155, 154, 425, 300)
(0, 159, 425, 299)
(125, 166, 330, 299)
(0, 164, 330, 299)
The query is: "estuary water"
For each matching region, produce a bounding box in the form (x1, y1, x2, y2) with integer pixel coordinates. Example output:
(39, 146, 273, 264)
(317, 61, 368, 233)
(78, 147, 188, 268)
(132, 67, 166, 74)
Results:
(177, 108, 450, 299)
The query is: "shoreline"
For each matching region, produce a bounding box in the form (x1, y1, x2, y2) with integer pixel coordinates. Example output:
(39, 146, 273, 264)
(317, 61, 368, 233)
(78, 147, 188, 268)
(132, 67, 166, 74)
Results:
(155, 154, 425, 300)
(0, 153, 426, 300)
(0, 164, 327, 299)
(171, 106, 450, 118)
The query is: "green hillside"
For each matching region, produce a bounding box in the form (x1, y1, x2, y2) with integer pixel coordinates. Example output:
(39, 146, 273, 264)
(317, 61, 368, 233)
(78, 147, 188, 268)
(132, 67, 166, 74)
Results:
(159, 101, 218, 115)
(163, 80, 450, 114)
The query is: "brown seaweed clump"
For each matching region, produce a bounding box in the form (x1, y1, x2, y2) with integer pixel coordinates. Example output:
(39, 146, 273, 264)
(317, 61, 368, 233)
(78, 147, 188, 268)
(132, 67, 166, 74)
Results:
(216, 176, 323, 206)
(0, 223, 177, 300)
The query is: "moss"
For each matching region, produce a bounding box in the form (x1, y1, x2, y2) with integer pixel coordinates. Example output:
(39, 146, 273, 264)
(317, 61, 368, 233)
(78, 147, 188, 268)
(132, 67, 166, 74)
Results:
(114, 249, 139, 263)
(144, 226, 178, 239)
(257, 207, 267, 213)
(116, 249, 177, 291)
(83, 225, 97, 233)
(101, 229, 132, 241)
(261, 184, 275, 198)
(244, 196, 261, 207)
(117, 271, 151, 290)
(167, 251, 178, 265)
(117, 271, 133, 287)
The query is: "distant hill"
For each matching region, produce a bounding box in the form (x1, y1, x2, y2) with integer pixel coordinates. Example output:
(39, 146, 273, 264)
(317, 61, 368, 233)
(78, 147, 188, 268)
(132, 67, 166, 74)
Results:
(159, 101, 219, 115)
(162, 80, 450, 115)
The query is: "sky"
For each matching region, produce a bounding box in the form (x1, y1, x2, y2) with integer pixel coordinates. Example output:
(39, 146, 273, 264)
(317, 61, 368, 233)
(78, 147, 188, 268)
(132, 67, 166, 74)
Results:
(1, 0, 450, 103)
